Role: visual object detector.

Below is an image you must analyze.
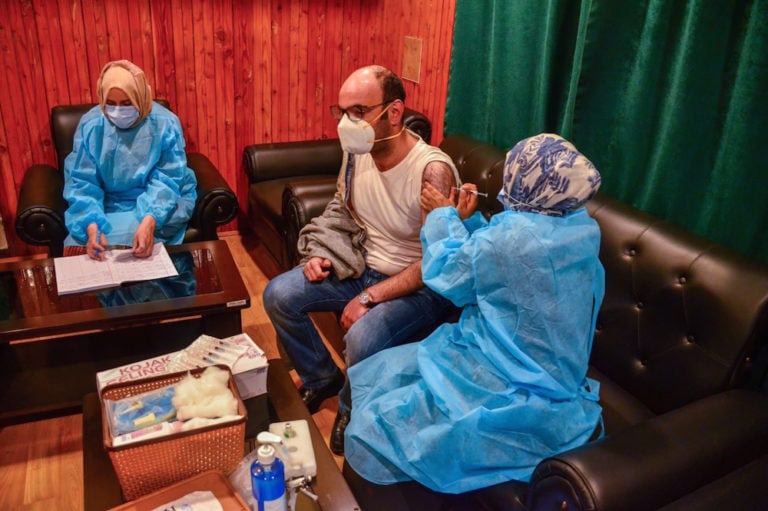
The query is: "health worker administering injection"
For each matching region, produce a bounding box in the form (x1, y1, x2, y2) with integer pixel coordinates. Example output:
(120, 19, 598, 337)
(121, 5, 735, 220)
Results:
(63, 59, 197, 260)
(345, 133, 606, 493)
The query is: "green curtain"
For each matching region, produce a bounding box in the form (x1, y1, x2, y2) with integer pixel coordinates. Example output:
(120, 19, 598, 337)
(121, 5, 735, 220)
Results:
(446, 0, 768, 265)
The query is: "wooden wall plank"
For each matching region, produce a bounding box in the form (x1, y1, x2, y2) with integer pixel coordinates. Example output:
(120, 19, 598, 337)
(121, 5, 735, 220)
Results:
(81, 0, 110, 95)
(111, 1, 132, 63)
(31, 0, 63, 111)
(191, 0, 210, 153)
(136, 2, 156, 96)
(288, 1, 299, 140)
(14, 1, 48, 165)
(3, 1, 37, 175)
(233, 0, 256, 222)
(171, 0, 191, 147)
(179, 0, 199, 151)
(305, 0, 322, 139)
(0, 5, 19, 187)
(60, 0, 92, 103)
(257, 0, 272, 143)
(151, 0, 179, 110)
(213, 0, 238, 233)
(273, 0, 291, 141)
(46, 2, 81, 103)
(0, 0, 456, 255)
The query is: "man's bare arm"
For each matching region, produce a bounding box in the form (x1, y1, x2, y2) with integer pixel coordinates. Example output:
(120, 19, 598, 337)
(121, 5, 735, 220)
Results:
(364, 260, 422, 304)
(421, 161, 457, 223)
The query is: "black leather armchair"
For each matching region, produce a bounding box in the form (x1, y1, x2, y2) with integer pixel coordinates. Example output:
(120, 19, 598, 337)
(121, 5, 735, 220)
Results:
(15, 101, 238, 257)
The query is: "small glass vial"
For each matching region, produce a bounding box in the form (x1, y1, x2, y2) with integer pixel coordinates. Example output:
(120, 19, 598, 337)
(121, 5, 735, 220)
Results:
(251, 444, 287, 511)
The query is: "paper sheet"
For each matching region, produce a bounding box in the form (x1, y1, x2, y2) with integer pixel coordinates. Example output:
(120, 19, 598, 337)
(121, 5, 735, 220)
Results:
(150, 490, 224, 511)
(54, 243, 179, 295)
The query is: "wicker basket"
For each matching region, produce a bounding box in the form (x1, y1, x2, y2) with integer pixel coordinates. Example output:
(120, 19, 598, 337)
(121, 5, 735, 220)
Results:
(100, 365, 247, 501)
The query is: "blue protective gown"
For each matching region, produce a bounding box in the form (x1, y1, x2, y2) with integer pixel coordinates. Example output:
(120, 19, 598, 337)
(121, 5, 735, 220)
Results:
(345, 206, 605, 493)
(63, 102, 197, 247)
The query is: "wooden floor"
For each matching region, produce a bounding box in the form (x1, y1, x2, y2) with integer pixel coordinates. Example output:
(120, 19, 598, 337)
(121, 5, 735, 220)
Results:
(0, 233, 345, 510)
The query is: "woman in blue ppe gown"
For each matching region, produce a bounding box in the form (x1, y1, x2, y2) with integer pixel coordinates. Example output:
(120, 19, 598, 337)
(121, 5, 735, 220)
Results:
(344, 133, 605, 493)
(63, 59, 197, 259)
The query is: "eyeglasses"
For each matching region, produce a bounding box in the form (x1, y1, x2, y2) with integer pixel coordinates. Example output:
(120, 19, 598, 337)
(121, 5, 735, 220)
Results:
(329, 102, 389, 121)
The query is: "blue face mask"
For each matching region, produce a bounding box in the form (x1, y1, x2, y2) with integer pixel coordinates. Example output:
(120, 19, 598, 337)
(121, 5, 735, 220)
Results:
(105, 105, 140, 129)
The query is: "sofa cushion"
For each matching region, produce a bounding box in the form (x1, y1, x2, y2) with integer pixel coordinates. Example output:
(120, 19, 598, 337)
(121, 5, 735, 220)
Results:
(657, 454, 768, 511)
(587, 366, 655, 433)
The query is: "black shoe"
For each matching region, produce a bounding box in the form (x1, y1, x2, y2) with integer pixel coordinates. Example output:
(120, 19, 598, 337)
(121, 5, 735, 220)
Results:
(299, 371, 344, 414)
(330, 409, 351, 455)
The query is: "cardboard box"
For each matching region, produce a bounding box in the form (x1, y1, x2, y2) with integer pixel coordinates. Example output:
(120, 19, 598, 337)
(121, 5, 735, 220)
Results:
(96, 332, 268, 400)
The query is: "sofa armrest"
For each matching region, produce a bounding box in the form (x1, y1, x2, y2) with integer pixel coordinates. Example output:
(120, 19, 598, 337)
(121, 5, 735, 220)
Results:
(527, 389, 768, 511)
(282, 178, 338, 267)
(187, 152, 238, 240)
(15, 163, 68, 256)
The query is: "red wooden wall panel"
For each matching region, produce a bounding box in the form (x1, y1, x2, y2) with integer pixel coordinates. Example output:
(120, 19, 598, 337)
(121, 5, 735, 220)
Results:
(0, 0, 455, 256)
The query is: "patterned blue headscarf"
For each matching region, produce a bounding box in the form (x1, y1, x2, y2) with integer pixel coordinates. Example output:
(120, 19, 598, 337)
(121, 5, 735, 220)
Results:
(497, 133, 601, 216)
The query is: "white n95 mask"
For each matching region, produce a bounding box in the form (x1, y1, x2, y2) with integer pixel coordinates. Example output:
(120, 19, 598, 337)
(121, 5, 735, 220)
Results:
(337, 114, 376, 154)
(105, 105, 140, 130)
(336, 103, 405, 154)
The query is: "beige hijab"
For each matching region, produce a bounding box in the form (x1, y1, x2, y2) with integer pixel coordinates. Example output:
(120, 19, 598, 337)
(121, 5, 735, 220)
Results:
(97, 60, 153, 125)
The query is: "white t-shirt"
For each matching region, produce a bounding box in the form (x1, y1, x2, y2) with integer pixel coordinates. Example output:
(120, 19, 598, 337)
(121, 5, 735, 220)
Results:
(351, 138, 458, 276)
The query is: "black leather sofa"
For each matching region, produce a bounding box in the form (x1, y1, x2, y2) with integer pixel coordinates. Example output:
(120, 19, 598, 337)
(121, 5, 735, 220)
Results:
(15, 101, 238, 257)
(244, 133, 768, 510)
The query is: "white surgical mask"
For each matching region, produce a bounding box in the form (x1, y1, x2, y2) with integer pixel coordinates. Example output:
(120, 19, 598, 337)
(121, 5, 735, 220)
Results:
(105, 104, 140, 129)
(336, 103, 404, 154)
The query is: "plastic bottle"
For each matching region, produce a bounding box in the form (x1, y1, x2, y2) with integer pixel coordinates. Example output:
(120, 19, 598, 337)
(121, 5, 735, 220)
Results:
(251, 443, 287, 511)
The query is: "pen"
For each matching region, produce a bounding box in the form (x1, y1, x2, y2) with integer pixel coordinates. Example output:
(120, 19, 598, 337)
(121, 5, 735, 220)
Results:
(94, 229, 103, 257)
(452, 186, 488, 197)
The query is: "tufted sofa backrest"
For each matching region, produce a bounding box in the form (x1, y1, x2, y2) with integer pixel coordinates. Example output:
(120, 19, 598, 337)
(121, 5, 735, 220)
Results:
(587, 193, 768, 413)
(440, 134, 768, 414)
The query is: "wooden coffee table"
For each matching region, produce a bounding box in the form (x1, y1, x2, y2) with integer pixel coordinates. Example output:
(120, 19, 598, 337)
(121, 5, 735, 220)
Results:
(0, 240, 250, 425)
(82, 358, 360, 511)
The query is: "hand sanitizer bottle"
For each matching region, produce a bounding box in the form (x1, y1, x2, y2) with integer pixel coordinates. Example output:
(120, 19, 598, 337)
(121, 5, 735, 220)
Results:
(251, 443, 287, 511)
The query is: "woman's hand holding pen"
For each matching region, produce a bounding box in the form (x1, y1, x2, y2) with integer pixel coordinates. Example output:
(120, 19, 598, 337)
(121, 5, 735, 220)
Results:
(87, 223, 108, 260)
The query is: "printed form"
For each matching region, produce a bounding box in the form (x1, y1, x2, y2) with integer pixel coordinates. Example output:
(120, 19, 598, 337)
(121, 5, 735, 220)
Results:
(54, 243, 179, 295)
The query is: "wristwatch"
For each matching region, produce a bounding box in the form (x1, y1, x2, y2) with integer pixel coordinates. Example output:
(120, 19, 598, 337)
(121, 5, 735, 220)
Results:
(358, 290, 373, 307)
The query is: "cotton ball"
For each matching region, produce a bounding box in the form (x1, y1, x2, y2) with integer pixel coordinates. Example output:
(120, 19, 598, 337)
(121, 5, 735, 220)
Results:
(198, 365, 231, 389)
(172, 371, 202, 408)
(172, 366, 238, 420)
(176, 392, 238, 421)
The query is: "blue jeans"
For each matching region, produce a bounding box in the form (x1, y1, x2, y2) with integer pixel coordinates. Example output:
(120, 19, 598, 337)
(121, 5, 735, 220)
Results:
(263, 265, 457, 413)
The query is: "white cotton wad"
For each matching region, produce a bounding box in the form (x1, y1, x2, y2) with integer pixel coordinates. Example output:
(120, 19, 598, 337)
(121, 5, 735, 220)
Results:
(172, 366, 238, 420)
